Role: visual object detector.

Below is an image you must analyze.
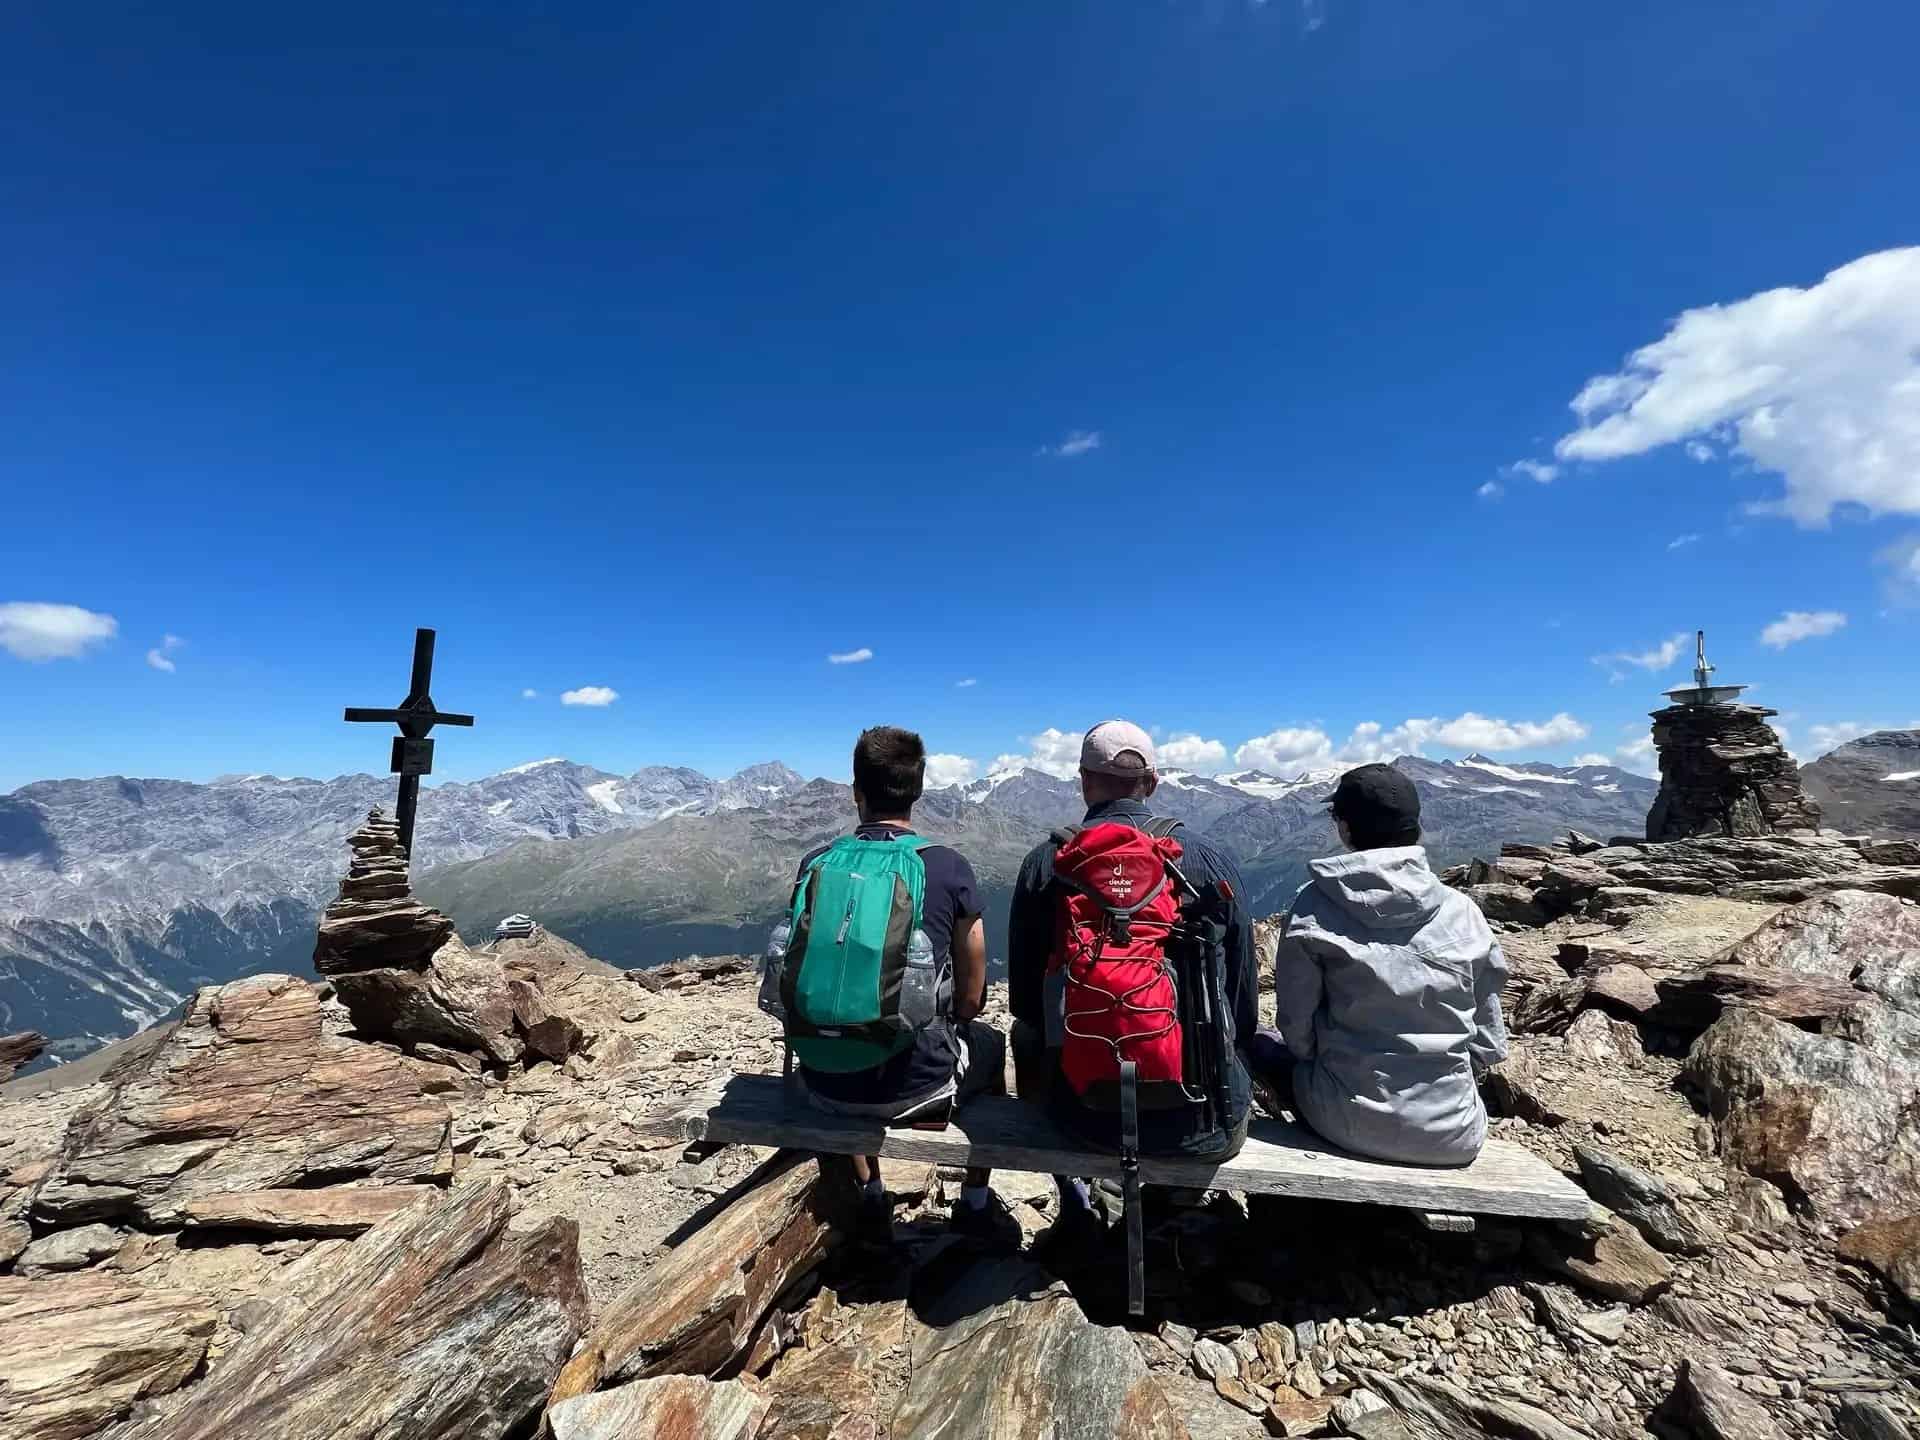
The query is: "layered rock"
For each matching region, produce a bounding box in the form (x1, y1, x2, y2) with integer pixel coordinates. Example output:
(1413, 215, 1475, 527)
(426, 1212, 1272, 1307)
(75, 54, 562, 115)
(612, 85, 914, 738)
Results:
(1685, 892, 1920, 1227)
(1452, 832, 1920, 921)
(547, 1375, 769, 1440)
(548, 1153, 853, 1407)
(890, 1258, 1188, 1440)
(144, 1178, 588, 1440)
(313, 810, 580, 1066)
(30, 972, 451, 1227)
(0, 1031, 44, 1081)
(0, 1272, 216, 1439)
(312, 810, 454, 973)
(1647, 703, 1821, 841)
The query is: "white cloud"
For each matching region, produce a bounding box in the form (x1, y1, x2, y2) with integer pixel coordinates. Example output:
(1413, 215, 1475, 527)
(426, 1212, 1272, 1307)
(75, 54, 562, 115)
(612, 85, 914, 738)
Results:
(1234, 727, 1337, 775)
(1571, 753, 1612, 767)
(1477, 480, 1504, 501)
(991, 728, 1085, 779)
(1615, 735, 1659, 777)
(827, 647, 874, 665)
(996, 710, 1595, 785)
(1502, 459, 1560, 484)
(1158, 733, 1230, 773)
(521, 688, 539, 699)
(955, 677, 977, 688)
(560, 685, 619, 707)
(0, 602, 118, 662)
(144, 634, 184, 673)
(1685, 440, 1715, 463)
(1237, 711, 1589, 773)
(923, 753, 979, 790)
(1386, 712, 1589, 753)
(1038, 429, 1102, 459)
(1554, 246, 1920, 527)
(1594, 632, 1688, 678)
(1667, 534, 1701, 551)
(1806, 721, 1873, 757)
(1759, 610, 1847, 649)
(1880, 534, 1920, 605)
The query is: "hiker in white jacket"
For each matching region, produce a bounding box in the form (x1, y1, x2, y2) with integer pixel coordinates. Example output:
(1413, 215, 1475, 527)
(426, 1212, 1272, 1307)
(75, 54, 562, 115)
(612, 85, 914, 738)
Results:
(1256, 764, 1509, 1166)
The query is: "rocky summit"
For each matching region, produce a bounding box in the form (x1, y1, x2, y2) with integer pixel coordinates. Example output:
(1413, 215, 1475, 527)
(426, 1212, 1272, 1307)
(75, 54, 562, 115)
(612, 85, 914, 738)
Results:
(0, 818, 1917, 1439)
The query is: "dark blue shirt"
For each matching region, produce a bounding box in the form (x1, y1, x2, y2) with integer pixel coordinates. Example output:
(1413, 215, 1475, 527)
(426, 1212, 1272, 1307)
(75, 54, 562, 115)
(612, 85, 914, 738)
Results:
(1008, 798, 1255, 1155)
(791, 823, 981, 1107)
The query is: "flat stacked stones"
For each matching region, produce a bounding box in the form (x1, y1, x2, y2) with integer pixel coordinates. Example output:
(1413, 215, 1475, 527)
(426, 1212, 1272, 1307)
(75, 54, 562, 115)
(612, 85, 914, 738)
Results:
(1646, 705, 1822, 842)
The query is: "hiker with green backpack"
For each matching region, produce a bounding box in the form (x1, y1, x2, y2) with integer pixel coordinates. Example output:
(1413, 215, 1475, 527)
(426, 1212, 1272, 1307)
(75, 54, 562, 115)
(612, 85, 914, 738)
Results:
(760, 725, 1018, 1249)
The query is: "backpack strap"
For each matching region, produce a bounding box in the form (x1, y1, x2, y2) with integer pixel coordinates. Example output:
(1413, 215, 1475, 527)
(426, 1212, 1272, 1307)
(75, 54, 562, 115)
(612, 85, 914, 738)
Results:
(1143, 815, 1185, 839)
(1119, 1058, 1146, 1318)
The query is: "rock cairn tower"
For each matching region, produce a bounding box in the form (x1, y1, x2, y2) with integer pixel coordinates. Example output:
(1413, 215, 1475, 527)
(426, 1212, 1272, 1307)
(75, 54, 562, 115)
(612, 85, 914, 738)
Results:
(312, 808, 454, 974)
(312, 808, 578, 1066)
(1646, 632, 1822, 841)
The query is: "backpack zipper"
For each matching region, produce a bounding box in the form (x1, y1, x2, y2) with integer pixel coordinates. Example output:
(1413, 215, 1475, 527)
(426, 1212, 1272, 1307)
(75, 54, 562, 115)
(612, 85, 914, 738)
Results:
(834, 876, 862, 946)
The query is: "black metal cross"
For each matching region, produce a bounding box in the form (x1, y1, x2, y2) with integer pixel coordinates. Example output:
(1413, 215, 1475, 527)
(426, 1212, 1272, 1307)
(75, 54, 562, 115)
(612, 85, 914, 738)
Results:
(343, 627, 474, 859)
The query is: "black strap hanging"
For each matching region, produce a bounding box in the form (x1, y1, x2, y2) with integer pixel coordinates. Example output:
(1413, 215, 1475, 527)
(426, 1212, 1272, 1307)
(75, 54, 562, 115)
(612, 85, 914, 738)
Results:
(1119, 1058, 1146, 1317)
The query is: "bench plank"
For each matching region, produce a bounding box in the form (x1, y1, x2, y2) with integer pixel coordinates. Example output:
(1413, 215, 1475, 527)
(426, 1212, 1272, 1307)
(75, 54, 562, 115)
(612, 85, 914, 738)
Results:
(633, 1074, 1590, 1223)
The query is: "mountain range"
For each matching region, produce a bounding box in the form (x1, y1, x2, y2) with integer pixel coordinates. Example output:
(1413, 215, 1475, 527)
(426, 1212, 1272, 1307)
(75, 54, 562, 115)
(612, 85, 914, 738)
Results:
(0, 759, 808, 1058)
(10, 733, 1914, 1066)
(1801, 730, 1920, 838)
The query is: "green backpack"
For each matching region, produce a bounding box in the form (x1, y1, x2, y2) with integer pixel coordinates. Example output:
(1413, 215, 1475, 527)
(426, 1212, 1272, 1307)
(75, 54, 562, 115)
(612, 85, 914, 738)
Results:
(780, 834, 938, 1073)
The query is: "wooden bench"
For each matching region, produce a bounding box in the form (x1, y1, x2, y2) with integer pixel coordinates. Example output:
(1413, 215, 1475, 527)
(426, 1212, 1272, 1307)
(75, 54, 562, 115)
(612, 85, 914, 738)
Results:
(635, 1072, 1592, 1225)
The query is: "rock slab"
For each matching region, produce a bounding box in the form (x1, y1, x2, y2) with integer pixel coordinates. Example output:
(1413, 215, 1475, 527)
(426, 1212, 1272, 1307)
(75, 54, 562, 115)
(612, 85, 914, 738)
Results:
(31, 973, 451, 1227)
(546, 1375, 768, 1440)
(547, 1154, 852, 1407)
(144, 1177, 587, 1440)
(0, 1032, 44, 1082)
(0, 1272, 216, 1440)
(1667, 1358, 1790, 1440)
(1573, 1145, 1718, 1255)
(891, 1258, 1188, 1440)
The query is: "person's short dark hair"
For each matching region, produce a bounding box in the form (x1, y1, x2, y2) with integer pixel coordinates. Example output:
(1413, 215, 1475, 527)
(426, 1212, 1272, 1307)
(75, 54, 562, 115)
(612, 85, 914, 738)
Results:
(1328, 763, 1422, 850)
(853, 726, 926, 817)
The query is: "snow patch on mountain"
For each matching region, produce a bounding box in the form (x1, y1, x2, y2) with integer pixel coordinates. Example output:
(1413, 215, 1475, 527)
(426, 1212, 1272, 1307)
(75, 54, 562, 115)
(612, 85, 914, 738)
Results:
(1216, 768, 1341, 797)
(501, 757, 567, 776)
(1458, 758, 1578, 787)
(586, 780, 625, 814)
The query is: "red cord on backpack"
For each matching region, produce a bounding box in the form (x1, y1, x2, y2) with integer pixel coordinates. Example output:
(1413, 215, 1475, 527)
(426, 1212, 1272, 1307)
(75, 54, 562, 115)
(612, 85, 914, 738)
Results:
(1048, 823, 1188, 1097)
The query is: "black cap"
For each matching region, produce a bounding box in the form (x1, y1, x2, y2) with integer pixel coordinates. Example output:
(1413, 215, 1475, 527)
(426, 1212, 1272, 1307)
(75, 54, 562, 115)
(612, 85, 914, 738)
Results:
(1327, 764, 1421, 840)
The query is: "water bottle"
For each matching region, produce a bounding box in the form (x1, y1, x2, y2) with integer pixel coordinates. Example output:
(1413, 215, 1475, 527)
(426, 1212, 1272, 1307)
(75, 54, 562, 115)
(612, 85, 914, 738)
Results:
(900, 928, 938, 1027)
(758, 920, 790, 1020)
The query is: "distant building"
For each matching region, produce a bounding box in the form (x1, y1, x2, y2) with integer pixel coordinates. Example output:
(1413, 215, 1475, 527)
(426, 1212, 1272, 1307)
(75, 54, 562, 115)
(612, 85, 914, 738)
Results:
(494, 913, 538, 940)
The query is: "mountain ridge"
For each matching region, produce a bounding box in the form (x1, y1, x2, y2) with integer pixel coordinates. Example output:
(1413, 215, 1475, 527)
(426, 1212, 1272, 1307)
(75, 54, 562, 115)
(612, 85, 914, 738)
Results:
(24, 737, 1913, 1064)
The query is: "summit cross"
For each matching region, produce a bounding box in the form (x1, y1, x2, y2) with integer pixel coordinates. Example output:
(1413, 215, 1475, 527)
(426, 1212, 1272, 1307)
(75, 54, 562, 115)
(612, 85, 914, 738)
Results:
(343, 627, 474, 858)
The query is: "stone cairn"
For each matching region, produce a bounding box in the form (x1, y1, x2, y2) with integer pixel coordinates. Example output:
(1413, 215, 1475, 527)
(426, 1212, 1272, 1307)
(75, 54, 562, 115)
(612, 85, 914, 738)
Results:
(1646, 703, 1822, 842)
(312, 808, 454, 975)
(311, 809, 579, 1066)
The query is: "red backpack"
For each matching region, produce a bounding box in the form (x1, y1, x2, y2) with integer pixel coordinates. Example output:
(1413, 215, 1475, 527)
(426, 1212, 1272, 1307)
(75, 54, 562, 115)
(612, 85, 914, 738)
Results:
(1048, 820, 1191, 1102)
(1045, 816, 1239, 1317)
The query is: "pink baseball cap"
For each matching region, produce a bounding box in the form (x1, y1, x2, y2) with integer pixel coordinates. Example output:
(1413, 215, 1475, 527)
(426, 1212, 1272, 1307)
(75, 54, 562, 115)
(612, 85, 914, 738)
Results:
(1080, 720, 1157, 777)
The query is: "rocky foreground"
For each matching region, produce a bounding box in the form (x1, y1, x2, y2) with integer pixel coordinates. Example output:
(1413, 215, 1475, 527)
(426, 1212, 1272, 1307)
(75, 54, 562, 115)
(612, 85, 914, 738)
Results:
(0, 821, 1916, 1439)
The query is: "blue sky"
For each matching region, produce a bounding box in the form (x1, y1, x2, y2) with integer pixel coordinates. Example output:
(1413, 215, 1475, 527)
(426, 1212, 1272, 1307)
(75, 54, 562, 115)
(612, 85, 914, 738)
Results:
(4, 0, 1918, 792)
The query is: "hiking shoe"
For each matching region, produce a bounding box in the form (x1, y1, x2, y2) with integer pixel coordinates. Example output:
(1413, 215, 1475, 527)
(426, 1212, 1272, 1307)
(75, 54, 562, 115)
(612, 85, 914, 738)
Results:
(949, 1191, 1023, 1251)
(855, 1188, 895, 1251)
